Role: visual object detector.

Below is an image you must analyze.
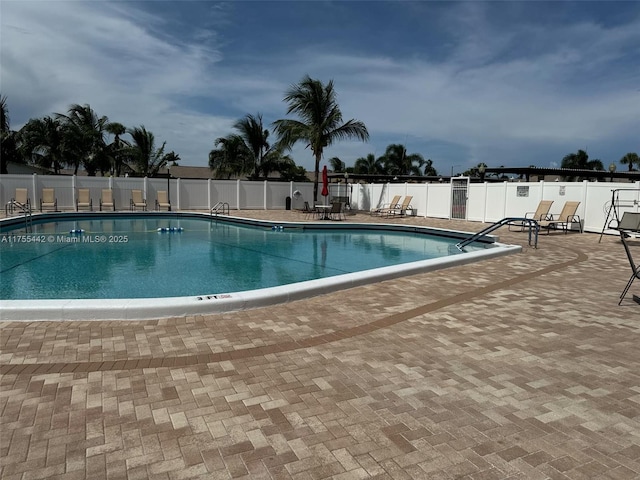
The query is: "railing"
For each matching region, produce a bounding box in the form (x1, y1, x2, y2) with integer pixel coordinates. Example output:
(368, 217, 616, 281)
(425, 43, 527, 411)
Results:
(5, 200, 33, 233)
(210, 202, 230, 216)
(456, 217, 539, 251)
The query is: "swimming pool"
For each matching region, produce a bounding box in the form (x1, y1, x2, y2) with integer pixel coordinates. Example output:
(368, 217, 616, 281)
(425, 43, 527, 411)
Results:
(0, 212, 521, 320)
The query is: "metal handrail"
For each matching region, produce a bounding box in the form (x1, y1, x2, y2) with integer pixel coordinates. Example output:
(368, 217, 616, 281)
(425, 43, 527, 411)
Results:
(210, 202, 230, 216)
(5, 200, 33, 232)
(456, 217, 539, 250)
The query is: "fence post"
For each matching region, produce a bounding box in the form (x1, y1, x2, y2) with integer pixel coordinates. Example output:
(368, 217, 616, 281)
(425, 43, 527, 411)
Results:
(482, 181, 488, 223)
(207, 178, 211, 211)
(32, 173, 38, 208)
(176, 178, 181, 210)
(236, 179, 241, 210)
(503, 181, 508, 218)
(264, 180, 268, 210)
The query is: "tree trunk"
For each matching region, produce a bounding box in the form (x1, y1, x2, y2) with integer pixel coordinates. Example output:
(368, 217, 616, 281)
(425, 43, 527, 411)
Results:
(313, 152, 321, 204)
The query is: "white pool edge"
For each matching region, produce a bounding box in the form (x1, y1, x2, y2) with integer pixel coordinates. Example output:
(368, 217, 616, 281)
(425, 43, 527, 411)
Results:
(1, 243, 521, 321)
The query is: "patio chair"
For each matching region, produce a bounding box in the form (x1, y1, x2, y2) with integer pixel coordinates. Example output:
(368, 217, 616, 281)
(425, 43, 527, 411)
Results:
(371, 195, 401, 216)
(40, 188, 57, 212)
(618, 231, 640, 305)
(328, 201, 345, 221)
(538, 201, 582, 234)
(130, 189, 147, 211)
(155, 190, 171, 211)
(76, 188, 93, 211)
(6, 188, 31, 214)
(302, 201, 319, 219)
(509, 200, 553, 231)
(100, 189, 115, 211)
(386, 195, 414, 217)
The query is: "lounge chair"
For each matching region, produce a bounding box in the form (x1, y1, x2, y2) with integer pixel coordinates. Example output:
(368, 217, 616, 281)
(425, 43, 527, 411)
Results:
(130, 189, 147, 211)
(386, 195, 414, 217)
(538, 201, 582, 234)
(76, 188, 93, 211)
(40, 188, 57, 212)
(509, 200, 554, 231)
(618, 231, 640, 305)
(155, 190, 171, 211)
(5, 188, 30, 214)
(371, 195, 401, 216)
(100, 189, 115, 211)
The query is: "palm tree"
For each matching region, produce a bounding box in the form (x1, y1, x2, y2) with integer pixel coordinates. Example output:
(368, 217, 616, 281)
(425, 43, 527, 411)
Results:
(329, 157, 345, 173)
(354, 153, 383, 175)
(126, 126, 166, 176)
(1, 95, 22, 174)
(561, 149, 604, 181)
(232, 113, 272, 179)
(381, 144, 425, 176)
(19, 116, 66, 174)
(55, 104, 109, 175)
(620, 152, 639, 172)
(208, 135, 252, 179)
(423, 158, 437, 176)
(163, 151, 181, 166)
(273, 75, 369, 201)
(106, 122, 127, 176)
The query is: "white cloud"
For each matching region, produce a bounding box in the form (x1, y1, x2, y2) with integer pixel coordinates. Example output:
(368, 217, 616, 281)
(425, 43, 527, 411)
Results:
(2, 1, 638, 173)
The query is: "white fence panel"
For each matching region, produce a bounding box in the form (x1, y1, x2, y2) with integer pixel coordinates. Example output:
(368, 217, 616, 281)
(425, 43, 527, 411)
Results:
(291, 182, 313, 210)
(499, 183, 541, 219)
(585, 182, 640, 233)
(177, 179, 208, 210)
(466, 184, 487, 222)
(111, 177, 146, 211)
(425, 184, 450, 218)
(240, 181, 265, 209)
(1, 175, 35, 207)
(34, 175, 74, 211)
(267, 182, 291, 210)
(2, 174, 639, 236)
(211, 181, 238, 209)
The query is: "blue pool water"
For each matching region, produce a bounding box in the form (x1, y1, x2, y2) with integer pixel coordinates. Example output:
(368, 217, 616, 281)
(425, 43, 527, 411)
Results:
(1, 216, 482, 300)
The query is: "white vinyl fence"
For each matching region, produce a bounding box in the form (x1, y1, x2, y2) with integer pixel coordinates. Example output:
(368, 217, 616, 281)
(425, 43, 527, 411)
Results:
(2, 174, 639, 234)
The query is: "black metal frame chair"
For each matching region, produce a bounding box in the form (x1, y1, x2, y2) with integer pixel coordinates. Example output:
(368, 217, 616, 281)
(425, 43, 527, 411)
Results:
(619, 231, 640, 305)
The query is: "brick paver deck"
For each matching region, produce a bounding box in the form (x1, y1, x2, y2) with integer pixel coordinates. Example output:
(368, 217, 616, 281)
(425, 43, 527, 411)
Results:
(1, 210, 639, 479)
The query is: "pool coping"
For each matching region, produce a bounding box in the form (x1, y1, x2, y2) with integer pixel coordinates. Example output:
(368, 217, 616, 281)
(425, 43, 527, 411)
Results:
(1, 212, 522, 321)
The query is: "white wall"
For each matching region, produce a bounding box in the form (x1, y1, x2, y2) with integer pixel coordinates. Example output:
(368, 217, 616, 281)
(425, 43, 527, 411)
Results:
(2, 174, 639, 234)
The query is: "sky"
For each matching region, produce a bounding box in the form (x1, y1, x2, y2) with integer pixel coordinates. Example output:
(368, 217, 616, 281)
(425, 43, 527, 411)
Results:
(1, 1, 639, 175)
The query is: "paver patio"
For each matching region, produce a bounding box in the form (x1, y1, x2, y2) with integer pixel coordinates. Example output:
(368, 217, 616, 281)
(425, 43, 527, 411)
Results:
(1, 210, 639, 479)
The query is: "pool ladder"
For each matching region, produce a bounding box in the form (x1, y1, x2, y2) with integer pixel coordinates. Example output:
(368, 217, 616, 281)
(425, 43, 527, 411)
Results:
(211, 202, 230, 216)
(455, 217, 539, 251)
(5, 200, 33, 233)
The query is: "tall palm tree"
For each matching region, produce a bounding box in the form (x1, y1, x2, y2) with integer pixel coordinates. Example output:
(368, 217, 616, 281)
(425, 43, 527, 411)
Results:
(232, 113, 271, 179)
(381, 144, 425, 176)
(55, 104, 109, 175)
(106, 122, 127, 176)
(620, 152, 639, 172)
(19, 116, 66, 174)
(126, 126, 166, 176)
(273, 75, 369, 201)
(1, 95, 22, 174)
(209, 135, 252, 179)
(354, 153, 383, 174)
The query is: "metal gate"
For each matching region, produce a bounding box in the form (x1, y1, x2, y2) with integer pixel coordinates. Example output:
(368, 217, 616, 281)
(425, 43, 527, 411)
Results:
(451, 177, 469, 219)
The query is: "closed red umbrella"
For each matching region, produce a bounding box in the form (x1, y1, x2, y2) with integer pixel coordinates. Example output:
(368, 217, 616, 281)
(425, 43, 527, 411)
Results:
(321, 165, 329, 200)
